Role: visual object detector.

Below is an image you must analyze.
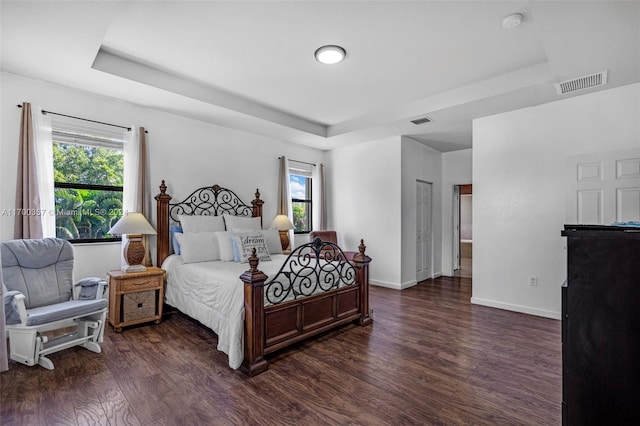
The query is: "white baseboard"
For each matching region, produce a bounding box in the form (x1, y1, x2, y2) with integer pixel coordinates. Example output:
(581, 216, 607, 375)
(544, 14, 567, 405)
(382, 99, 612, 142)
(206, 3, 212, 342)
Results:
(470, 297, 561, 320)
(370, 279, 417, 290)
(371, 275, 443, 290)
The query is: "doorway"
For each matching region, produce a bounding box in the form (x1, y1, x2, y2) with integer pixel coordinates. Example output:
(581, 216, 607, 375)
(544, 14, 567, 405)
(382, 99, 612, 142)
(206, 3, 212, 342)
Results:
(416, 180, 433, 282)
(453, 184, 472, 278)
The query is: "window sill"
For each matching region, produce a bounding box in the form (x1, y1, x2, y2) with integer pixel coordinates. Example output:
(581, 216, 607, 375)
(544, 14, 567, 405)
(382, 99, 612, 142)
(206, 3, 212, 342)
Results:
(70, 240, 122, 247)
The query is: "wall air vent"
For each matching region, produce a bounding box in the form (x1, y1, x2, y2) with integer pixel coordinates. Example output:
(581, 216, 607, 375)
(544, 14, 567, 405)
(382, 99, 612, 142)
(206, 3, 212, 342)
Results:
(555, 71, 608, 95)
(410, 116, 433, 125)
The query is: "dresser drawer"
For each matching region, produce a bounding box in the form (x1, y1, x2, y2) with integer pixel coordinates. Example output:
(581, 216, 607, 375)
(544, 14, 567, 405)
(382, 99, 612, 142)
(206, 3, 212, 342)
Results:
(118, 274, 162, 291)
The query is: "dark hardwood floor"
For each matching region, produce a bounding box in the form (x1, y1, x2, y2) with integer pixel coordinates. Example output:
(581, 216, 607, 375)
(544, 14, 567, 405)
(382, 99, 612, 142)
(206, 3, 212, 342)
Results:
(1, 277, 561, 425)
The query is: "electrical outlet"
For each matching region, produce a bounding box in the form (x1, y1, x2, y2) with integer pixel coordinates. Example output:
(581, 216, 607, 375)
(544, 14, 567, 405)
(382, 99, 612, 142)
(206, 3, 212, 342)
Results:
(529, 275, 538, 287)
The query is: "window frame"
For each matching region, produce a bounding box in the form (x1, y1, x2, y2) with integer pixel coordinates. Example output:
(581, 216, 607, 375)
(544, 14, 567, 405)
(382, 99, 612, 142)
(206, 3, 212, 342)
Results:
(52, 122, 126, 244)
(289, 171, 313, 235)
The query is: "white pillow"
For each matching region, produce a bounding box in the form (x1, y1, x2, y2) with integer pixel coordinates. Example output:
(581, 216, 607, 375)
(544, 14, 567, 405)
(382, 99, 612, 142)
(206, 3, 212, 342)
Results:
(232, 230, 271, 263)
(262, 228, 283, 255)
(179, 214, 225, 233)
(215, 231, 235, 262)
(223, 214, 261, 231)
(175, 232, 219, 264)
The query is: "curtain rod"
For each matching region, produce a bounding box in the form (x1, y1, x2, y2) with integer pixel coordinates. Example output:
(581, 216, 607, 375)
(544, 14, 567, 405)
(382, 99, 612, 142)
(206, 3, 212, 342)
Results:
(16, 104, 148, 133)
(278, 156, 316, 167)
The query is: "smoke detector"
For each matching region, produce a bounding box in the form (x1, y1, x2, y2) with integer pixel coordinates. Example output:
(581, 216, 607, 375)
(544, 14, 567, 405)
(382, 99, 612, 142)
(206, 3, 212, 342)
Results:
(555, 71, 608, 95)
(502, 13, 523, 29)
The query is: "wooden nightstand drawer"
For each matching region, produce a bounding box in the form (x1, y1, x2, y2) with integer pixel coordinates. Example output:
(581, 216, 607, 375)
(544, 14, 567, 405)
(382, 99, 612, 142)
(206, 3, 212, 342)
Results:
(120, 274, 162, 291)
(122, 290, 157, 322)
(107, 266, 165, 332)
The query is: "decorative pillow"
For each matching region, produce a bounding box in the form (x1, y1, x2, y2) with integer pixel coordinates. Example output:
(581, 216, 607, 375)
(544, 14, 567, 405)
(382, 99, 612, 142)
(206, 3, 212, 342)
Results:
(215, 231, 235, 262)
(179, 214, 225, 233)
(262, 228, 283, 255)
(232, 230, 271, 263)
(171, 225, 183, 255)
(175, 232, 219, 264)
(223, 214, 261, 231)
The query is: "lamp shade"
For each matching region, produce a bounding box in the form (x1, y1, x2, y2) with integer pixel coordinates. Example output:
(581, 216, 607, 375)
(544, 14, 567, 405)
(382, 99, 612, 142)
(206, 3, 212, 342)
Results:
(108, 212, 157, 236)
(270, 215, 294, 230)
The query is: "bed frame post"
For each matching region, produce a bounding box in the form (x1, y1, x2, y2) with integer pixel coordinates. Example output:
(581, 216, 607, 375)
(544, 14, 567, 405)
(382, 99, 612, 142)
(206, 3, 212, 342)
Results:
(352, 239, 373, 326)
(155, 180, 172, 267)
(240, 250, 269, 376)
(251, 189, 264, 227)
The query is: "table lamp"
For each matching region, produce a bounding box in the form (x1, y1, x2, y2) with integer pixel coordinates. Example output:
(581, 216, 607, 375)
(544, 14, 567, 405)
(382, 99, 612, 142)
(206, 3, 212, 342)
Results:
(108, 212, 157, 272)
(270, 214, 294, 251)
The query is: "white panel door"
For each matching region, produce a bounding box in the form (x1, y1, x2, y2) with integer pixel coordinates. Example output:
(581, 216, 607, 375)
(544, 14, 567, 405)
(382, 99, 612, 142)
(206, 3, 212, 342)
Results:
(416, 181, 433, 282)
(567, 149, 640, 224)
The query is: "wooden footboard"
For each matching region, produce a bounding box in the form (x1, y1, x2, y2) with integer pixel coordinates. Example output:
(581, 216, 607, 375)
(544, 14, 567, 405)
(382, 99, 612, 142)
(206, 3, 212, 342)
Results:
(240, 239, 372, 376)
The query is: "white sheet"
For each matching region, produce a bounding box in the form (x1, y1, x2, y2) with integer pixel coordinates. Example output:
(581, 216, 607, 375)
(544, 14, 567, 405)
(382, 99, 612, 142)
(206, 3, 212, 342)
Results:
(162, 254, 290, 369)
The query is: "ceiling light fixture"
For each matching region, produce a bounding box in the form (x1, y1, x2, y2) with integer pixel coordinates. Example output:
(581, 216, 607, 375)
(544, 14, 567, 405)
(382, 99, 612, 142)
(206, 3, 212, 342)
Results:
(502, 13, 523, 29)
(315, 45, 346, 65)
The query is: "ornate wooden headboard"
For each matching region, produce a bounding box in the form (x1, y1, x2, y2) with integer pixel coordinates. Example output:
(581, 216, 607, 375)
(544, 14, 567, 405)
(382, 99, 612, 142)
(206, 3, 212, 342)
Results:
(155, 180, 264, 266)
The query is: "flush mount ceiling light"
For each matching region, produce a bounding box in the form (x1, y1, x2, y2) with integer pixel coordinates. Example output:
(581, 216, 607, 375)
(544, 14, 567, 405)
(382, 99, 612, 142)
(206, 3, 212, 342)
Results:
(502, 13, 523, 29)
(315, 45, 346, 64)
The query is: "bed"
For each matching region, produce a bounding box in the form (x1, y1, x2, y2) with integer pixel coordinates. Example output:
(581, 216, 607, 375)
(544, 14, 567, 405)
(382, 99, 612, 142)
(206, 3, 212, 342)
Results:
(155, 181, 372, 375)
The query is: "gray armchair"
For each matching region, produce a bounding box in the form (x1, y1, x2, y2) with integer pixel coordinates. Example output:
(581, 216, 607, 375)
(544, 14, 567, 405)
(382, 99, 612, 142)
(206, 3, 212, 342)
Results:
(2, 238, 108, 370)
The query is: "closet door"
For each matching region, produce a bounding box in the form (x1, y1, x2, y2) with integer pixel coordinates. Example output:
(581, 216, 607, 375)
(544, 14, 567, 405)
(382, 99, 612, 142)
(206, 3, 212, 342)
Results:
(566, 148, 640, 224)
(416, 180, 432, 282)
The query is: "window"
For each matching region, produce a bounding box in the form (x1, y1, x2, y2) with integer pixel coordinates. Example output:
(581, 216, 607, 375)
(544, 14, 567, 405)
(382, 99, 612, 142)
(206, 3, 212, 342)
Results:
(290, 169, 312, 234)
(52, 122, 125, 243)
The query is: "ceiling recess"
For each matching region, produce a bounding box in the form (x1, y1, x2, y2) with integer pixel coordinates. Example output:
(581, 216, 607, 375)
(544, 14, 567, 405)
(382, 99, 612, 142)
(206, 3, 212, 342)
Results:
(410, 116, 433, 125)
(555, 71, 608, 95)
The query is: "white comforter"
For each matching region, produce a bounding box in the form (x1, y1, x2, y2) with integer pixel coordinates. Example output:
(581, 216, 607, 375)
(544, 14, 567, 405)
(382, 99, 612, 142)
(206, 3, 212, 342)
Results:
(162, 254, 290, 369)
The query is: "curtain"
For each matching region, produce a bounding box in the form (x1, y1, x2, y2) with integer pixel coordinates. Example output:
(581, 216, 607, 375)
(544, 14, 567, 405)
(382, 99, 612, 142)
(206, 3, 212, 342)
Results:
(35, 107, 55, 237)
(313, 162, 326, 230)
(14, 103, 54, 239)
(136, 128, 152, 266)
(122, 127, 152, 266)
(277, 156, 292, 217)
(277, 156, 293, 244)
(0, 254, 8, 372)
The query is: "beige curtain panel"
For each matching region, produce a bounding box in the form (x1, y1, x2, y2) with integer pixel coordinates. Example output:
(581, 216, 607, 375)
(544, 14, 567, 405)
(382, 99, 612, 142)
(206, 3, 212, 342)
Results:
(14, 102, 43, 239)
(319, 163, 326, 230)
(136, 127, 152, 266)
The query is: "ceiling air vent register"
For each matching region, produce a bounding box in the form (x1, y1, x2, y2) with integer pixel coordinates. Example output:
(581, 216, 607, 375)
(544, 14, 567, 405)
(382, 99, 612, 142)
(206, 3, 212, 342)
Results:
(555, 71, 608, 95)
(410, 116, 433, 125)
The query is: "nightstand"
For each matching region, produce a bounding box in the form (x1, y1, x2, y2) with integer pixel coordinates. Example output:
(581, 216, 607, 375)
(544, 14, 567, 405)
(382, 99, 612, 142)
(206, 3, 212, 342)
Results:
(107, 266, 165, 332)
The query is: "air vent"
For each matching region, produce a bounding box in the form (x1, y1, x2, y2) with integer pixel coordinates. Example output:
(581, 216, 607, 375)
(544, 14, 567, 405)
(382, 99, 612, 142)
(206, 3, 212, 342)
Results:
(410, 116, 433, 125)
(555, 71, 608, 95)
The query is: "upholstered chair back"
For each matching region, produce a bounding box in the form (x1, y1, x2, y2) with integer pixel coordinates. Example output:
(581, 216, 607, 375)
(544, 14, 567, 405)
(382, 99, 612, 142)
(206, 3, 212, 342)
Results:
(309, 230, 338, 245)
(1, 238, 74, 309)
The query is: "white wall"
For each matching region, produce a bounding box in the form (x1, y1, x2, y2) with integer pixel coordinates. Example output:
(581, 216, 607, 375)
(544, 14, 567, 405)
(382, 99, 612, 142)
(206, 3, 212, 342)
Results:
(472, 83, 640, 319)
(400, 137, 443, 286)
(1, 72, 324, 279)
(441, 149, 472, 276)
(326, 136, 402, 288)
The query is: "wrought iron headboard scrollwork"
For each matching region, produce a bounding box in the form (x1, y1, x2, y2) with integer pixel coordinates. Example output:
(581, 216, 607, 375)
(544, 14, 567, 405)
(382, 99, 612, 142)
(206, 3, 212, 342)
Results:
(169, 184, 256, 222)
(264, 238, 358, 306)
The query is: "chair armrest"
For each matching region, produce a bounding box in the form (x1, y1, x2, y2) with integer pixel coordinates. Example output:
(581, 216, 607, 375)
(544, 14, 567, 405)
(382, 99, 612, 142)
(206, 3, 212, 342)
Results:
(96, 280, 108, 300)
(74, 278, 108, 300)
(15, 293, 27, 325)
(3, 291, 27, 325)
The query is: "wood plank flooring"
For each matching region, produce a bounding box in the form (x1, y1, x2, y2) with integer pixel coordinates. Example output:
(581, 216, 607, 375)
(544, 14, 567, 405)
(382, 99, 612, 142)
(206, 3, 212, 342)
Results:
(1, 277, 561, 425)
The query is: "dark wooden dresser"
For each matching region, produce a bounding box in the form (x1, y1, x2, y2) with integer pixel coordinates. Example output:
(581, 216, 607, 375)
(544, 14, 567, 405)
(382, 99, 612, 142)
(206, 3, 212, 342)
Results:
(561, 224, 640, 425)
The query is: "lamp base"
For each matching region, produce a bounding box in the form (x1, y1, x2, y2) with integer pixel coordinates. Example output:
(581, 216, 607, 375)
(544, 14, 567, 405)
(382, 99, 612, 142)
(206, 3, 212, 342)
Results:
(278, 230, 290, 251)
(122, 234, 147, 273)
(122, 264, 147, 273)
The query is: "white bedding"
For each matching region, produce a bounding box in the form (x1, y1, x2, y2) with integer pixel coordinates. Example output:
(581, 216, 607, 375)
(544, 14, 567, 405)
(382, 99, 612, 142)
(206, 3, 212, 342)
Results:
(162, 254, 290, 369)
